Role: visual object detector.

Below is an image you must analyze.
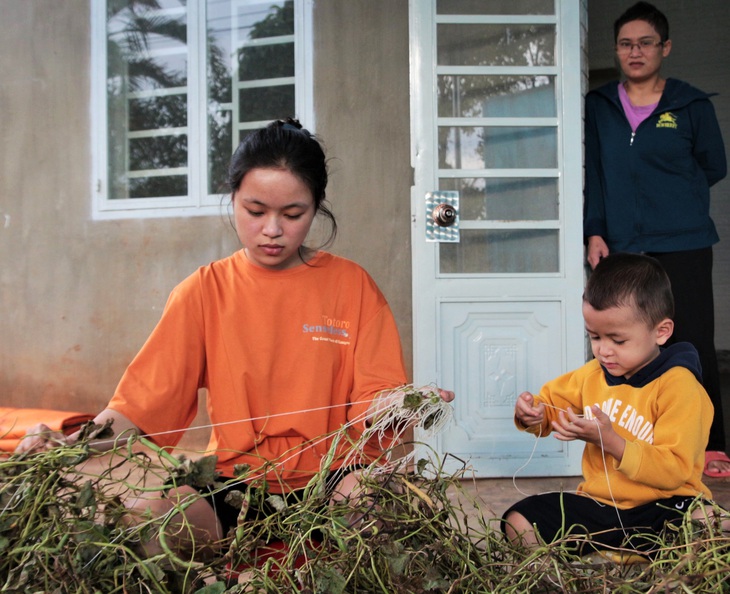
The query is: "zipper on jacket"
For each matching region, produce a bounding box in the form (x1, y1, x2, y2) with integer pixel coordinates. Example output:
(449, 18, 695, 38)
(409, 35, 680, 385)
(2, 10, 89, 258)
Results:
(630, 131, 635, 146)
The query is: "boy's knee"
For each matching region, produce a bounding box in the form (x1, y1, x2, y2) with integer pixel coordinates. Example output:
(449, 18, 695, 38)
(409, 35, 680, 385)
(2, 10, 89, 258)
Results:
(503, 510, 536, 545)
(691, 504, 730, 532)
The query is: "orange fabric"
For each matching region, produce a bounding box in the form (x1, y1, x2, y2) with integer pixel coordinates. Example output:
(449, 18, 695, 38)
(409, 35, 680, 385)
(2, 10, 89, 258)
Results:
(0, 407, 94, 452)
(108, 250, 408, 490)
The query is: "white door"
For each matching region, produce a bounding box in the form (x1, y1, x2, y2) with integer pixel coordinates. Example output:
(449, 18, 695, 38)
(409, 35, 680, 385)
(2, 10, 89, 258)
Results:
(410, 0, 585, 477)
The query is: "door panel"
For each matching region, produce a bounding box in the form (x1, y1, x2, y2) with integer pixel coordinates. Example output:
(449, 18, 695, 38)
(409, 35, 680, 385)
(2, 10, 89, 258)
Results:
(439, 300, 575, 476)
(410, 0, 585, 477)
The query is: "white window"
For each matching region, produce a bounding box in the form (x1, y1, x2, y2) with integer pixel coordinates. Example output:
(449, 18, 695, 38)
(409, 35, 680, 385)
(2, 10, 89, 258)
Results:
(91, 0, 313, 220)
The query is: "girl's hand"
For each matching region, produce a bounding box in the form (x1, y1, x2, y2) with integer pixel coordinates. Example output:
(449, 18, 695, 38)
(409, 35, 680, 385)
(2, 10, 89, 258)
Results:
(366, 385, 455, 428)
(14, 423, 68, 455)
(15, 409, 139, 456)
(437, 388, 455, 403)
(514, 392, 545, 428)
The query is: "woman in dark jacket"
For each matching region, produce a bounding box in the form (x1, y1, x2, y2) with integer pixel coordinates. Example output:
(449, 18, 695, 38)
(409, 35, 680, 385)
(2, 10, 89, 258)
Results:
(583, 2, 728, 476)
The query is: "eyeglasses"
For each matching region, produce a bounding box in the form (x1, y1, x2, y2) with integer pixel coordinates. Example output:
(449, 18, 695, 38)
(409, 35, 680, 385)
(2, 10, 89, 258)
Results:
(616, 39, 664, 54)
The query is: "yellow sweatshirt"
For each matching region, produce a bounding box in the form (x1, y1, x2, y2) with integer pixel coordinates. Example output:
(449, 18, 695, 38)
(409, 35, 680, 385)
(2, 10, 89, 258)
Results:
(523, 344, 713, 508)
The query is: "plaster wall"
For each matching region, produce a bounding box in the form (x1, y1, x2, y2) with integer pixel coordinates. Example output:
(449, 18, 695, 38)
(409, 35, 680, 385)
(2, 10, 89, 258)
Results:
(587, 0, 730, 353)
(312, 0, 414, 370)
(3, 0, 725, 451)
(0, 1, 250, 431)
(0, 0, 414, 450)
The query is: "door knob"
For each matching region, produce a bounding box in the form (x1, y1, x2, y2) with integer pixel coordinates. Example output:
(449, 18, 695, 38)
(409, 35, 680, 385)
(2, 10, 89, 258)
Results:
(425, 191, 459, 242)
(432, 203, 457, 227)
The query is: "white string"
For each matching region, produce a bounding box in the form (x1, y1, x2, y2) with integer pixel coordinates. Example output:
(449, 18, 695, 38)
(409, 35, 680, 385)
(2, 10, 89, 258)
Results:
(92, 399, 377, 449)
(233, 385, 452, 487)
(342, 384, 453, 474)
(97, 385, 453, 490)
(511, 424, 547, 498)
(513, 401, 628, 539)
(595, 413, 628, 537)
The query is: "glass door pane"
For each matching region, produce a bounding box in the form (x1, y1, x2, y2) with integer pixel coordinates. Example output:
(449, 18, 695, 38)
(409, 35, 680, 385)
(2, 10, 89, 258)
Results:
(437, 0, 555, 15)
(438, 75, 557, 118)
(435, 4, 560, 274)
(437, 23, 555, 66)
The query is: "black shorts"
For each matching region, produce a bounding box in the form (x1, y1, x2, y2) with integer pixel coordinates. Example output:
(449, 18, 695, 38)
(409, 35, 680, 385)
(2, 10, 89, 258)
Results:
(196, 466, 358, 536)
(501, 492, 705, 553)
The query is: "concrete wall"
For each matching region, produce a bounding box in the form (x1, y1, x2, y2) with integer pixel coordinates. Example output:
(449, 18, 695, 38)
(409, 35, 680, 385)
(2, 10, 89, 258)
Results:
(0, 2, 245, 453)
(587, 0, 730, 354)
(0, 0, 414, 440)
(2, 0, 726, 442)
(312, 0, 414, 369)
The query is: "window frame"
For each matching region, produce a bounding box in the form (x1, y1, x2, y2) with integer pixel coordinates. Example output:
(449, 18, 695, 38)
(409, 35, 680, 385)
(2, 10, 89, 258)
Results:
(90, 0, 314, 220)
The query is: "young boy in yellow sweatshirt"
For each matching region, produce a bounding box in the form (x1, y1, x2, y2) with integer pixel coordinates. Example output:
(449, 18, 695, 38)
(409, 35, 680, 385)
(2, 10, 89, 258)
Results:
(502, 253, 722, 552)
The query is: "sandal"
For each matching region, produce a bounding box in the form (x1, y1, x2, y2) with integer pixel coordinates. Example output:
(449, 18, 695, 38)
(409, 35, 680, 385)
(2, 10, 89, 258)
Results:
(704, 450, 730, 478)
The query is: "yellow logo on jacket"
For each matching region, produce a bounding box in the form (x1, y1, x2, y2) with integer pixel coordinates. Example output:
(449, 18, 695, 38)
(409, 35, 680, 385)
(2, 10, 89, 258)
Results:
(656, 112, 678, 129)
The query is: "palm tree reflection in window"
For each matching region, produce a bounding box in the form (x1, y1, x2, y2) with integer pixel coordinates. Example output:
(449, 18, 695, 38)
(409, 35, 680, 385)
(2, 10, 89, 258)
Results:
(105, 0, 295, 201)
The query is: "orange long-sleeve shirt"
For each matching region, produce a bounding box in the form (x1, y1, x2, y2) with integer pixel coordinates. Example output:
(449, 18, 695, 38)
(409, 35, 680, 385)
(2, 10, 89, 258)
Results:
(109, 250, 408, 490)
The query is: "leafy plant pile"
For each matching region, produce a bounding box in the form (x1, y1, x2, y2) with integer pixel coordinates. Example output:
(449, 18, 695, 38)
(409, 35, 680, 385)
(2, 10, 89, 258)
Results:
(2, 434, 730, 592)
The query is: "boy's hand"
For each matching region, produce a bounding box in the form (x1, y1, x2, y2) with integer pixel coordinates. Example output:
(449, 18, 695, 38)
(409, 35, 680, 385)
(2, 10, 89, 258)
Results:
(552, 405, 625, 461)
(514, 392, 545, 428)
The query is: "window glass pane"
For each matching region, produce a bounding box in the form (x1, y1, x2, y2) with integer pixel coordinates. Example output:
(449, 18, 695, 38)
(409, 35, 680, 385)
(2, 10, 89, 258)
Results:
(129, 175, 187, 199)
(129, 136, 188, 171)
(121, 135, 188, 199)
(239, 85, 295, 120)
(239, 42, 294, 80)
(206, 0, 295, 194)
(438, 75, 556, 118)
(236, 0, 294, 38)
(437, 24, 555, 66)
(439, 178, 558, 220)
(129, 96, 188, 131)
(106, 0, 188, 200)
(437, 0, 554, 15)
(440, 230, 559, 273)
(439, 126, 557, 169)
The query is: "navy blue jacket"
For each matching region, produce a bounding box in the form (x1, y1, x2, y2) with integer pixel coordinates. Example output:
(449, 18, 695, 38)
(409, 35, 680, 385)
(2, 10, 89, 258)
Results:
(584, 78, 726, 253)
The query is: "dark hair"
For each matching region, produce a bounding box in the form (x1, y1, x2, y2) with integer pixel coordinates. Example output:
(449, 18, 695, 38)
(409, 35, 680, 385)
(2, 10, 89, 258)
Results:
(614, 2, 669, 42)
(227, 117, 337, 249)
(583, 253, 674, 327)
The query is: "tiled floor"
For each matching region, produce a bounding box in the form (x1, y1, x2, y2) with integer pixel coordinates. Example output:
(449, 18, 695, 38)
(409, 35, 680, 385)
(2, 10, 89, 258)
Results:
(451, 369, 730, 524)
(449, 474, 730, 524)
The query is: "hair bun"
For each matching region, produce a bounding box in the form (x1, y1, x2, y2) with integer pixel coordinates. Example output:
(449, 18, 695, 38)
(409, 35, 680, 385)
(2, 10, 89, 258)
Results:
(279, 117, 303, 133)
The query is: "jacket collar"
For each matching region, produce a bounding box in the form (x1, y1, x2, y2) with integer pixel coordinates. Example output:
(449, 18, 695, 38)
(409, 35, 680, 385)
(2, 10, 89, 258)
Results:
(602, 342, 703, 388)
(590, 78, 715, 112)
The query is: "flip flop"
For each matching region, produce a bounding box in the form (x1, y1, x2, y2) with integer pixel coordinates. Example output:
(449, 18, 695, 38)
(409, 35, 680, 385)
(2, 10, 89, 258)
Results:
(704, 450, 730, 478)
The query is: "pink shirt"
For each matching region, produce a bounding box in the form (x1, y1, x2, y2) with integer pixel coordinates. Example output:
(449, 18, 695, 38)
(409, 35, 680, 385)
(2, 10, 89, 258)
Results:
(618, 82, 659, 131)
